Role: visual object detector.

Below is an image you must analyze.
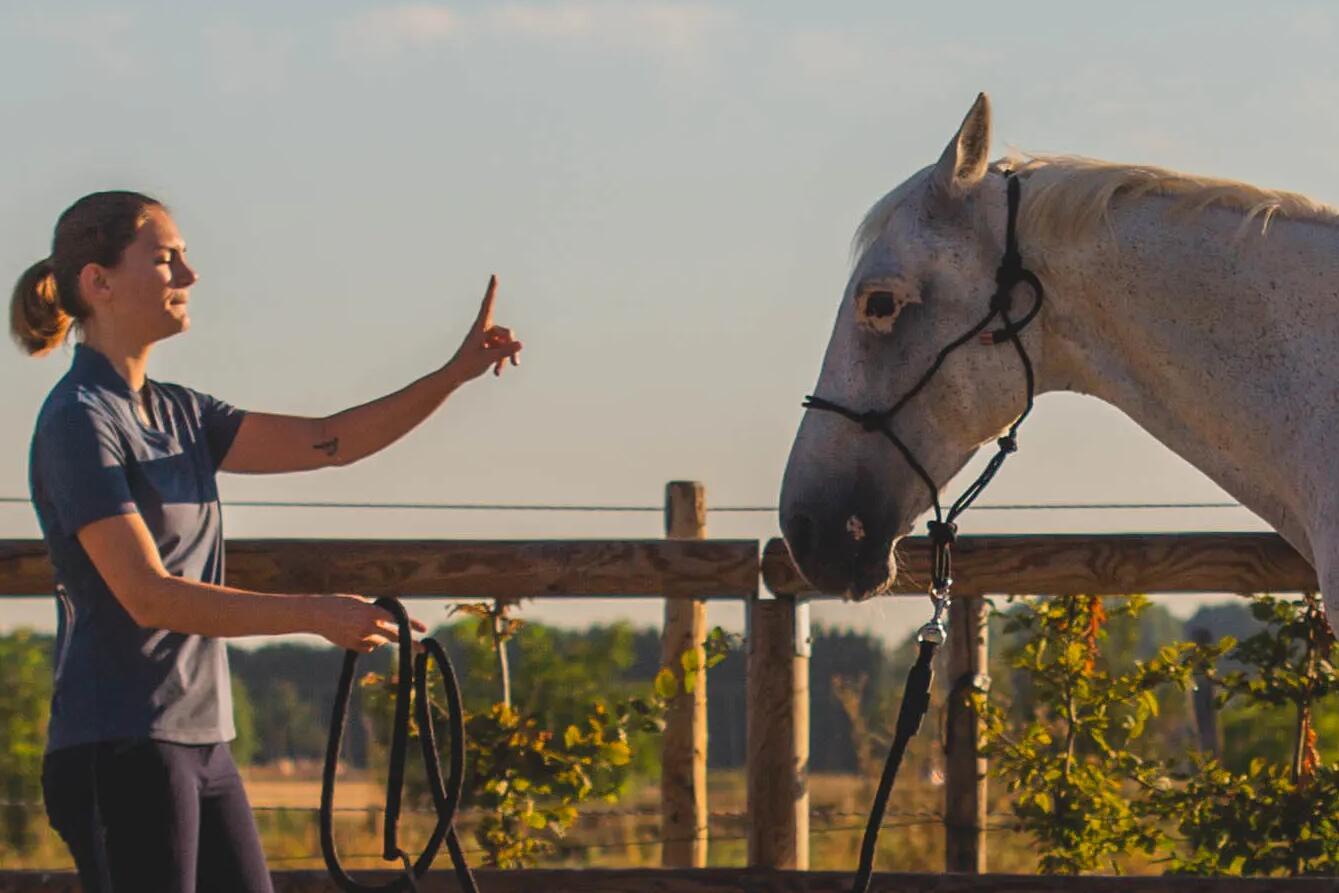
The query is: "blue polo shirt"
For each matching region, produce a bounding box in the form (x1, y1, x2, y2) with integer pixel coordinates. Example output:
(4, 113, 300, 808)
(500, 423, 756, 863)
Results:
(29, 344, 246, 752)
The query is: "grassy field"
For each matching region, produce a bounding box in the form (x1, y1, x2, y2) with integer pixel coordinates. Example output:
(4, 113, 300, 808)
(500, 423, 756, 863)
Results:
(0, 767, 1041, 874)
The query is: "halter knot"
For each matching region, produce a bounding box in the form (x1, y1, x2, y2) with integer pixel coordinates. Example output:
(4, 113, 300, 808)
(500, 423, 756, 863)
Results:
(858, 410, 885, 433)
(997, 435, 1018, 454)
(926, 520, 958, 546)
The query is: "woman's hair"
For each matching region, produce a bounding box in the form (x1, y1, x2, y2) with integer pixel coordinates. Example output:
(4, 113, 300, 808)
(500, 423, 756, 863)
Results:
(10, 191, 164, 356)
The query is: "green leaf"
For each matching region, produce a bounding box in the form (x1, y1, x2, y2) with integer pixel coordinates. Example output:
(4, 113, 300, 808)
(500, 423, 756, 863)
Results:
(600, 741, 631, 766)
(654, 667, 679, 700)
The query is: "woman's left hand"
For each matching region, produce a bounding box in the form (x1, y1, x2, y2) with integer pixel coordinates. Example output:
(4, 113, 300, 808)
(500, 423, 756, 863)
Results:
(448, 275, 523, 382)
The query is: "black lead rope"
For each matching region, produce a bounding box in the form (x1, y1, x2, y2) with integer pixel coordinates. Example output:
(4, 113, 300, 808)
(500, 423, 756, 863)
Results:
(320, 597, 479, 893)
(803, 173, 1044, 893)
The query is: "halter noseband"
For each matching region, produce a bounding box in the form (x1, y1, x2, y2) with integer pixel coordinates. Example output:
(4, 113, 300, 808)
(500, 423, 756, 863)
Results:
(802, 172, 1044, 626)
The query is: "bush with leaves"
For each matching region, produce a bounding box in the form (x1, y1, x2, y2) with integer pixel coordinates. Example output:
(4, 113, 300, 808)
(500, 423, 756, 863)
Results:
(1144, 592, 1339, 876)
(973, 595, 1229, 874)
(0, 631, 51, 854)
(361, 611, 735, 867)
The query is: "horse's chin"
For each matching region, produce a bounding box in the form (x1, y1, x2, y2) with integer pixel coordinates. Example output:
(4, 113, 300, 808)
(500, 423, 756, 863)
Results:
(846, 540, 900, 602)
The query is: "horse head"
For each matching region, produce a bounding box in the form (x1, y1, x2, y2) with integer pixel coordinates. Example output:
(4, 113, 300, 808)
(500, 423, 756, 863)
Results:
(779, 93, 1043, 599)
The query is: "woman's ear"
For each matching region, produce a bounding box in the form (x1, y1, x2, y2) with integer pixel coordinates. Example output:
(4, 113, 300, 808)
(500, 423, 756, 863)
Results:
(78, 263, 115, 311)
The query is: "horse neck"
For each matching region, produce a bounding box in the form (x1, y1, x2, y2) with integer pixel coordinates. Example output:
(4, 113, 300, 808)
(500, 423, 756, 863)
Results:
(1032, 197, 1339, 562)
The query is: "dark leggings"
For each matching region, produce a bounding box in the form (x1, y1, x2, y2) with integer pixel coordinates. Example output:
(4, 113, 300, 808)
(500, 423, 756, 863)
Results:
(42, 739, 274, 893)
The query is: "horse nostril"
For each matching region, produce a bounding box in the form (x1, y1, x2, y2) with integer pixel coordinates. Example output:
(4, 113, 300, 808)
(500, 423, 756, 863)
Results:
(783, 512, 816, 568)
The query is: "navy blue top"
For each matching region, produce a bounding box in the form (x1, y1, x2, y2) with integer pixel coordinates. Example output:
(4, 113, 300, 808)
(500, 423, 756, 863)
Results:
(28, 344, 246, 752)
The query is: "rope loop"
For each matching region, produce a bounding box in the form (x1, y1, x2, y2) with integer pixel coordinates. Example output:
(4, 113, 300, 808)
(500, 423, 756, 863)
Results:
(320, 597, 478, 893)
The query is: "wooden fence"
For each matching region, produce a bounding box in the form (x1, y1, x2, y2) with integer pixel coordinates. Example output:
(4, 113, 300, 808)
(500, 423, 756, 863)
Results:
(0, 482, 1324, 891)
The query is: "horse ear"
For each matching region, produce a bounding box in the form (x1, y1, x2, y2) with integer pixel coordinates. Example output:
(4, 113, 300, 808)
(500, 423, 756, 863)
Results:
(931, 93, 992, 202)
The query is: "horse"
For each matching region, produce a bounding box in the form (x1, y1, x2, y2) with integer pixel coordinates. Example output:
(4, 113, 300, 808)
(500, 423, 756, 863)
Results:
(779, 93, 1339, 628)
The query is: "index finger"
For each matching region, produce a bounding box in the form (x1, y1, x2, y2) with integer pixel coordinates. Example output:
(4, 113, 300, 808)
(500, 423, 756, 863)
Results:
(472, 275, 498, 332)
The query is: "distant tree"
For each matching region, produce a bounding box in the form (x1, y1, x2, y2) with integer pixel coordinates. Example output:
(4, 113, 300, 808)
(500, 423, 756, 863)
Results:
(230, 675, 258, 765)
(253, 679, 326, 763)
(229, 642, 385, 766)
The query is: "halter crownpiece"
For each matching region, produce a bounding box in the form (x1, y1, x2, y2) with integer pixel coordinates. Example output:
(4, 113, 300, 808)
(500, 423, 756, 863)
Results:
(802, 171, 1044, 609)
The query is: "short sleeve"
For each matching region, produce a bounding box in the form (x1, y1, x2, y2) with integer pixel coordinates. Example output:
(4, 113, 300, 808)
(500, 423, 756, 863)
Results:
(36, 402, 137, 537)
(194, 390, 246, 470)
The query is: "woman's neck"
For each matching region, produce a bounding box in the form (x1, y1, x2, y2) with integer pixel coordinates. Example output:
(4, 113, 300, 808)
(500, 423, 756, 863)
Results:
(80, 328, 153, 394)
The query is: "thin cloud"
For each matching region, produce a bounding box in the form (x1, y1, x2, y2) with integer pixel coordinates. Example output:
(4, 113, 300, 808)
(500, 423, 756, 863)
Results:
(204, 22, 293, 95)
(489, 1, 734, 55)
(786, 27, 871, 82)
(334, 1, 733, 62)
(336, 3, 457, 58)
(12, 8, 140, 76)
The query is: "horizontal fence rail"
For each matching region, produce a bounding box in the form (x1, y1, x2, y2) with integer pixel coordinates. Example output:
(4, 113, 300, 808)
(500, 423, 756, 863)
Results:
(762, 532, 1317, 597)
(0, 539, 760, 600)
(3, 533, 1317, 602)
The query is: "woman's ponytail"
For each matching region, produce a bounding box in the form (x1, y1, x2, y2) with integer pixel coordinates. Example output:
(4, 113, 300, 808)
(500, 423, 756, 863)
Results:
(9, 257, 70, 357)
(9, 190, 162, 357)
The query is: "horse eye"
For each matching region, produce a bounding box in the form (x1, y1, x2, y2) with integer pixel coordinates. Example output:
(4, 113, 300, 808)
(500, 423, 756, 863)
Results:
(865, 291, 898, 317)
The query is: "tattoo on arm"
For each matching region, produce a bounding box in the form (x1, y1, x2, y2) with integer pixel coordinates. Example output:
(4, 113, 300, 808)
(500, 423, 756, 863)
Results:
(313, 437, 340, 457)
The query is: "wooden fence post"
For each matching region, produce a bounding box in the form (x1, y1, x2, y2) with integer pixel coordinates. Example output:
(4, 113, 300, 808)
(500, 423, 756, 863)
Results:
(661, 481, 708, 867)
(944, 595, 989, 873)
(746, 593, 810, 869)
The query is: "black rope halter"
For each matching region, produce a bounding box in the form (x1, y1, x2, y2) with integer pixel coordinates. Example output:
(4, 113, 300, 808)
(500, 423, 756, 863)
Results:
(803, 171, 1042, 600)
(802, 172, 1044, 893)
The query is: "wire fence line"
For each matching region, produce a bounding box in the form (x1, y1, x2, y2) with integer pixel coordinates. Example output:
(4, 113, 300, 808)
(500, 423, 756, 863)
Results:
(8, 793, 1029, 869)
(0, 800, 972, 823)
(0, 495, 1246, 513)
(256, 815, 968, 865)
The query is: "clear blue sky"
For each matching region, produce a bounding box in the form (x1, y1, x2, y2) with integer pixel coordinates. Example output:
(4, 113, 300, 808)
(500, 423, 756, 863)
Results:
(3, 1, 1331, 643)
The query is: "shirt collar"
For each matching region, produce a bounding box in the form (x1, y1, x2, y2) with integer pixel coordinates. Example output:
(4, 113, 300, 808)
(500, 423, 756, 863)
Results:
(71, 343, 141, 399)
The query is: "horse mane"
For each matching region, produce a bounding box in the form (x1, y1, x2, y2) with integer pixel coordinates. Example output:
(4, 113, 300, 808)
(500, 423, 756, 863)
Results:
(853, 154, 1339, 260)
(1006, 153, 1339, 242)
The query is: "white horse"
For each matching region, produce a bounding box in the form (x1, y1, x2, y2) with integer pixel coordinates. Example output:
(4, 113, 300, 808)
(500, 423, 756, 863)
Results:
(779, 93, 1339, 625)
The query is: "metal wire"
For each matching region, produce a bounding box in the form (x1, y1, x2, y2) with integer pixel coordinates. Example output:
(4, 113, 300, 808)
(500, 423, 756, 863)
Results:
(0, 496, 1245, 512)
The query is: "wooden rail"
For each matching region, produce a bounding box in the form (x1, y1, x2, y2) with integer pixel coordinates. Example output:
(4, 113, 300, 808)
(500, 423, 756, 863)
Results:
(762, 532, 1317, 597)
(2, 532, 1313, 601)
(2, 868, 1336, 891)
(0, 538, 759, 599)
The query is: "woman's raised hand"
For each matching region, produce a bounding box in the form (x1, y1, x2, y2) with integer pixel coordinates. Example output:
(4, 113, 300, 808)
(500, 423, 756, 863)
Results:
(448, 275, 523, 382)
(314, 594, 428, 654)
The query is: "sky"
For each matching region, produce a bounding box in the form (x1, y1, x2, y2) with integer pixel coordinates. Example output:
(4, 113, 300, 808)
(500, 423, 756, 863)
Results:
(1, 1, 1333, 646)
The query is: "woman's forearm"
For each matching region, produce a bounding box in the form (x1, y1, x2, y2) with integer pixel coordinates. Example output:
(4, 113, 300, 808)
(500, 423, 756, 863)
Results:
(316, 363, 465, 467)
(136, 576, 325, 639)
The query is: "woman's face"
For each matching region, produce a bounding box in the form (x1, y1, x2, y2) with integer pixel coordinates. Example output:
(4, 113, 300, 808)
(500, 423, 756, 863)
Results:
(97, 207, 199, 343)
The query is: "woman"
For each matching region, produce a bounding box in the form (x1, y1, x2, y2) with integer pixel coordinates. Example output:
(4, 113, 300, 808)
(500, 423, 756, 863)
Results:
(10, 190, 522, 892)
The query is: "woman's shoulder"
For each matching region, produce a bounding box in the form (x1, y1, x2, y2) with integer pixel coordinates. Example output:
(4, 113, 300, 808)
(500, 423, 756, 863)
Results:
(152, 379, 230, 417)
(35, 380, 123, 437)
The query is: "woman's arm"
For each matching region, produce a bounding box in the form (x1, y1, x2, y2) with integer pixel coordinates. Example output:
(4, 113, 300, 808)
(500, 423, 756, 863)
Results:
(77, 512, 426, 651)
(221, 276, 521, 474)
